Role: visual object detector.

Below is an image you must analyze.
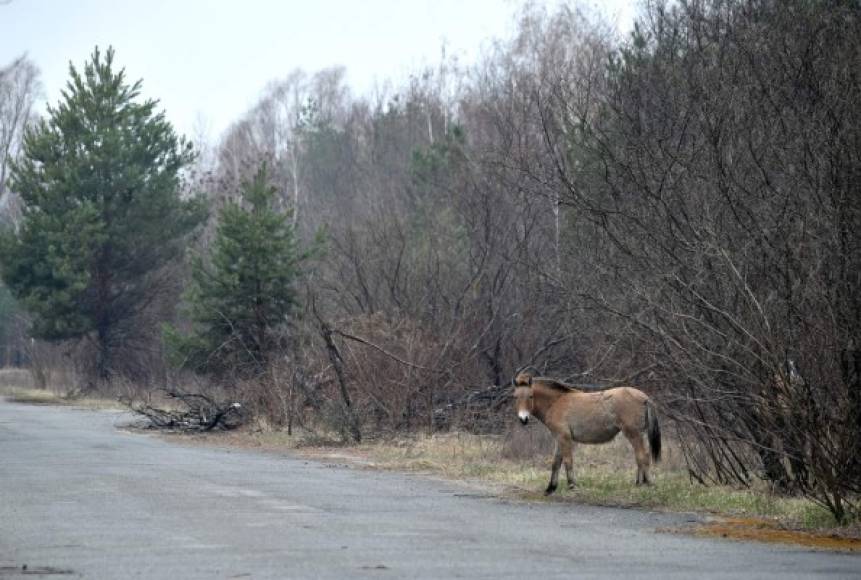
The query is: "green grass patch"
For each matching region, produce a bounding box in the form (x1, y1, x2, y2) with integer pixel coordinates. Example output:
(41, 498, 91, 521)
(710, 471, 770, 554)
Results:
(557, 471, 835, 528)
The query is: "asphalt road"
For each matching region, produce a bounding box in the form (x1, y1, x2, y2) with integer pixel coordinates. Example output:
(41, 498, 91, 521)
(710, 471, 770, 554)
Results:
(0, 400, 858, 579)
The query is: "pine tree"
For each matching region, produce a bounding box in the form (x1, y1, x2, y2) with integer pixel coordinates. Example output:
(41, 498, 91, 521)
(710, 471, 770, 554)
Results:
(165, 165, 305, 378)
(0, 47, 205, 383)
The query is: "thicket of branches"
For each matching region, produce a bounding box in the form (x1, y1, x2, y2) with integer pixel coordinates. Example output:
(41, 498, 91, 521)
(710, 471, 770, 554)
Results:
(1, 1, 858, 520)
(522, 0, 860, 520)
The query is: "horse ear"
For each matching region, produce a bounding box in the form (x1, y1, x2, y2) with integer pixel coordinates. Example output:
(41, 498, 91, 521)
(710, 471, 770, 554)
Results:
(513, 365, 537, 386)
(513, 372, 533, 387)
(512, 367, 523, 386)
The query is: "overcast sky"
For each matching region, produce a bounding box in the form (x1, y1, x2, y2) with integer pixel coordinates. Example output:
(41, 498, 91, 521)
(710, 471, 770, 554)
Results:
(1, 0, 636, 143)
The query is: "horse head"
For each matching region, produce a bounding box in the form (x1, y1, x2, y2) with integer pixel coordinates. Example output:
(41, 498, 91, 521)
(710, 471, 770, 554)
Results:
(511, 366, 540, 424)
(512, 386, 534, 425)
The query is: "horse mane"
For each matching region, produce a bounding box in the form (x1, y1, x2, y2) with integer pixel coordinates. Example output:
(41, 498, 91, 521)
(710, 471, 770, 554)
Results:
(531, 376, 612, 393)
(531, 377, 582, 392)
(515, 363, 656, 393)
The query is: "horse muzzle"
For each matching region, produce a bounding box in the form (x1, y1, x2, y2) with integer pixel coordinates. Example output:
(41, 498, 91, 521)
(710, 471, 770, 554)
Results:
(518, 411, 530, 425)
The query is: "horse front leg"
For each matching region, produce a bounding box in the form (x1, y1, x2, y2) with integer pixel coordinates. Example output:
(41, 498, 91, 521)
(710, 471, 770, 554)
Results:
(545, 443, 563, 495)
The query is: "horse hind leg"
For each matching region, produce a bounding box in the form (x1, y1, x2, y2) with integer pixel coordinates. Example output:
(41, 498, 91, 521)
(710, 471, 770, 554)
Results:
(624, 429, 651, 486)
(561, 438, 576, 489)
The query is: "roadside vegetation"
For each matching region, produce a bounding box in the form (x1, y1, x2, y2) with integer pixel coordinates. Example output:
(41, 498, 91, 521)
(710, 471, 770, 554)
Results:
(0, 370, 122, 410)
(354, 434, 835, 529)
(1, 365, 857, 545)
(172, 424, 860, 546)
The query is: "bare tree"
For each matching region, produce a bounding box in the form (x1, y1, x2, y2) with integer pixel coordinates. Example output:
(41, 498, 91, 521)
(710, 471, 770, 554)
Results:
(517, 0, 861, 521)
(0, 54, 40, 224)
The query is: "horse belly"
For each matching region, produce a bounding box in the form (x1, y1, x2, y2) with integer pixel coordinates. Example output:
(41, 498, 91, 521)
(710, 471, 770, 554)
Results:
(569, 422, 620, 444)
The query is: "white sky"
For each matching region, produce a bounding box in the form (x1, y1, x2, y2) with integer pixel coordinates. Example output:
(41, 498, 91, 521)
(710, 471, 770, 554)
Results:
(1, 0, 636, 143)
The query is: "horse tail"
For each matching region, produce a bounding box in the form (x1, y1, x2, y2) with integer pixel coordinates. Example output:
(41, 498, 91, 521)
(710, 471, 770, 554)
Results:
(645, 400, 662, 463)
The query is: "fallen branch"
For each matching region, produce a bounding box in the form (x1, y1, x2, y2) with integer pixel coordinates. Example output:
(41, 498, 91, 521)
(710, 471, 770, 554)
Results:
(129, 390, 247, 432)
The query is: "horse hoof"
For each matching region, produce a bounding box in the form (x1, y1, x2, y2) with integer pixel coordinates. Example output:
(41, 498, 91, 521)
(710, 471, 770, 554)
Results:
(567, 483, 576, 490)
(544, 485, 557, 495)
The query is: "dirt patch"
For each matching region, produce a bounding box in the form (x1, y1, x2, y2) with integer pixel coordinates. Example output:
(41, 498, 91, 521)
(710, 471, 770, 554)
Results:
(689, 517, 861, 552)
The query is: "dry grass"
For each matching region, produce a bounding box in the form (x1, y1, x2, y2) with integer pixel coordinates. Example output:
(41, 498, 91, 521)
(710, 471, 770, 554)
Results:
(193, 422, 851, 536)
(350, 429, 849, 534)
(0, 385, 125, 410)
(0, 368, 35, 390)
(149, 423, 861, 551)
(0, 368, 125, 411)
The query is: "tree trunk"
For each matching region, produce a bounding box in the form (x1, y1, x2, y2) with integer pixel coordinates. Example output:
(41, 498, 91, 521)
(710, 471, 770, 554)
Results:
(841, 346, 861, 480)
(314, 309, 361, 443)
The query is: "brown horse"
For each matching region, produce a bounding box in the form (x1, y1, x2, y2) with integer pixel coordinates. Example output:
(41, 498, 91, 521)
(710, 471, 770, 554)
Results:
(512, 373, 661, 494)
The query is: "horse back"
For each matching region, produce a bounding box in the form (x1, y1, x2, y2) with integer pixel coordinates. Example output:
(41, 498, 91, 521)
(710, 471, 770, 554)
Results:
(601, 386, 651, 428)
(607, 385, 650, 402)
(559, 386, 650, 424)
